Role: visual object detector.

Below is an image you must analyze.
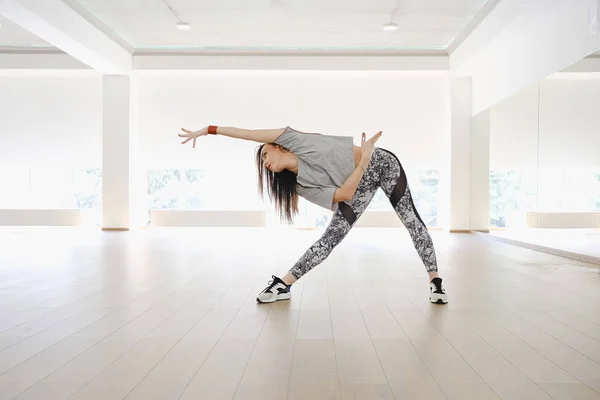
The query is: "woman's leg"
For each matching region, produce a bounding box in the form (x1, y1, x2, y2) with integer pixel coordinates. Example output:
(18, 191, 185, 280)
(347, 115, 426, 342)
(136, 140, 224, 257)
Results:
(287, 179, 379, 281)
(391, 185, 438, 274)
(377, 149, 437, 273)
(256, 162, 379, 303)
(377, 149, 447, 303)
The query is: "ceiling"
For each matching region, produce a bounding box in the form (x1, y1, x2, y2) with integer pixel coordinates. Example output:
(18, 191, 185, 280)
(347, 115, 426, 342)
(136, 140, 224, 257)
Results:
(67, 0, 491, 52)
(0, 15, 53, 48)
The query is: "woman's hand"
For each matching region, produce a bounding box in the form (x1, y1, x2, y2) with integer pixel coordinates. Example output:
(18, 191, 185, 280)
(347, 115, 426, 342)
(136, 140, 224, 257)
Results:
(360, 131, 382, 167)
(178, 127, 208, 148)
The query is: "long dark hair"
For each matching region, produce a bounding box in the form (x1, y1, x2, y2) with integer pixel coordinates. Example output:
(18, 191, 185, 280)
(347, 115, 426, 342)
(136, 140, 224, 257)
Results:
(256, 143, 299, 223)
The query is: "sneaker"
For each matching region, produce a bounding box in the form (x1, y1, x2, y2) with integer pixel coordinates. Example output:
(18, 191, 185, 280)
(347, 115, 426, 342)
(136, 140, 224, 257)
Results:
(430, 277, 448, 304)
(256, 275, 292, 303)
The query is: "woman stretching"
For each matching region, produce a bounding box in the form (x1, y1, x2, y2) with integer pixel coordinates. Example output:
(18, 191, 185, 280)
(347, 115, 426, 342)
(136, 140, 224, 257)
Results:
(179, 125, 448, 304)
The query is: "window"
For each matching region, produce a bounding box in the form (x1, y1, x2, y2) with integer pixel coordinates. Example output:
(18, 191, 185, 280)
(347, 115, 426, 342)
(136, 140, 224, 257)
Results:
(147, 169, 206, 211)
(146, 168, 265, 225)
(294, 198, 333, 229)
(406, 169, 439, 227)
(490, 169, 600, 228)
(538, 169, 600, 212)
(490, 171, 522, 228)
(72, 169, 103, 209)
(489, 170, 538, 228)
(0, 167, 102, 224)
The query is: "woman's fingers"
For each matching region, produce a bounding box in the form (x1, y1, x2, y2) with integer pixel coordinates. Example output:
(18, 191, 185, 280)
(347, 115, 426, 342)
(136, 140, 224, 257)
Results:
(178, 128, 194, 138)
(369, 131, 382, 143)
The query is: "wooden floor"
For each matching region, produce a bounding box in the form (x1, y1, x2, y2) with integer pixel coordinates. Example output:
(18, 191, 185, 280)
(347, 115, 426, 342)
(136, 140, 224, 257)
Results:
(0, 227, 599, 400)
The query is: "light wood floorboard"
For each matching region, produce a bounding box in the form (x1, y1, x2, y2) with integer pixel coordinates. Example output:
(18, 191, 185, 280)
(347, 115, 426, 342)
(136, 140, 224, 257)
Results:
(0, 227, 597, 400)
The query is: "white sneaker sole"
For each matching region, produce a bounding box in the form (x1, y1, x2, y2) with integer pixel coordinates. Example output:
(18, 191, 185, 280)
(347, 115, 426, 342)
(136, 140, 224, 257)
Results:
(430, 293, 448, 304)
(256, 292, 292, 304)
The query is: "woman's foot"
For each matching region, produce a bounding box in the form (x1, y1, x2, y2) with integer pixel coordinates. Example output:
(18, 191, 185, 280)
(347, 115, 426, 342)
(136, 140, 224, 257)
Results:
(256, 275, 292, 303)
(429, 277, 448, 304)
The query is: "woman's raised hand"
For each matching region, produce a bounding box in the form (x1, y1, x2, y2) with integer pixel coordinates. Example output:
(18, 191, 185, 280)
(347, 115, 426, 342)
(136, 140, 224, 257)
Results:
(360, 130, 382, 165)
(178, 127, 208, 148)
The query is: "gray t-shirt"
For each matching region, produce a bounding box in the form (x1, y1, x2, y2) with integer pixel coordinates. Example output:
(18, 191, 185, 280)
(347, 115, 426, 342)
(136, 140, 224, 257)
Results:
(274, 126, 355, 210)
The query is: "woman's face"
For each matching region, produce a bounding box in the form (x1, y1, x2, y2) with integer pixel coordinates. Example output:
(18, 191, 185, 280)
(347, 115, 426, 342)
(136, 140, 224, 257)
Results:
(261, 144, 286, 172)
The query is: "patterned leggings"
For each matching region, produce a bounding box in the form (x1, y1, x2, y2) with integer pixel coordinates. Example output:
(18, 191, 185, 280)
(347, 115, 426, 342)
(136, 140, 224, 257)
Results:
(289, 148, 438, 279)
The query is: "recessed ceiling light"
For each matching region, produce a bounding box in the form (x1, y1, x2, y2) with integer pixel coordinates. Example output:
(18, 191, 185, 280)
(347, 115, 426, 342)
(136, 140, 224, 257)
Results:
(382, 23, 398, 32)
(176, 22, 191, 31)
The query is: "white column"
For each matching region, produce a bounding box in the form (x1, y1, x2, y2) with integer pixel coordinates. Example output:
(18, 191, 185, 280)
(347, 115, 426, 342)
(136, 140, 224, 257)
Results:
(128, 76, 146, 229)
(449, 77, 472, 231)
(448, 77, 490, 232)
(102, 75, 130, 230)
(470, 109, 490, 232)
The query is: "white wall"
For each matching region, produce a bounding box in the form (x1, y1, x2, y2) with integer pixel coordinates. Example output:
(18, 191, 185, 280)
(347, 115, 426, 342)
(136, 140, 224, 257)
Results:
(0, 71, 451, 226)
(490, 84, 539, 169)
(0, 74, 102, 219)
(451, 0, 600, 115)
(136, 72, 450, 169)
(538, 76, 600, 169)
(490, 74, 600, 215)
(135, 71, 451, 217)
(0, 72, 450, 171)
(491, 75, 600, 170)
(0, 74, 102, 167)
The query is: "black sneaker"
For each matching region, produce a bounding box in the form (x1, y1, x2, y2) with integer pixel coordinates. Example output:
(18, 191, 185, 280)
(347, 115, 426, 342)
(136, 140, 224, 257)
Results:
(256, 275, 291, 303)
(430, 277, 448, 304)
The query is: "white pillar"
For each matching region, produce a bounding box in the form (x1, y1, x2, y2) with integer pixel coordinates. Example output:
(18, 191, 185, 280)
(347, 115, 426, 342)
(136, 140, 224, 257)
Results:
(448, 77, 490, 232)
(449, 77, 472, 231)
(128, 76, 146, 229)
(102, 75, 130, 230)
(470, 109, 490, 232)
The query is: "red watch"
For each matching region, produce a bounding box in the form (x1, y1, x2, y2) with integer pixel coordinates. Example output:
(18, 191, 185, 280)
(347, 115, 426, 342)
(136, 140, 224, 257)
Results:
(207, 125, 218, 135)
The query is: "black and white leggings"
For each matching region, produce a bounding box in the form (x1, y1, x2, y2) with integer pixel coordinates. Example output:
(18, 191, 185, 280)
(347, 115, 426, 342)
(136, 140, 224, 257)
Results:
(289, 148, 438, 279)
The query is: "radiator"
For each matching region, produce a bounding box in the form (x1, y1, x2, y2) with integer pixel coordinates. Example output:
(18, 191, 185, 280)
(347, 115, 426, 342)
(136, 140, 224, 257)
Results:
(0, 209, 82, 226)
(150, 209, 266, 227)
(526, 212, 600, 229)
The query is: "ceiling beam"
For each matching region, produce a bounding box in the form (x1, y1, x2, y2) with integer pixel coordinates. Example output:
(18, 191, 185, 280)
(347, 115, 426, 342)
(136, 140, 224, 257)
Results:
(450, 0, 600, 115)
(0, 0, 131, 74)
(0, 50, 90, 71)
(560, 55, 600, 72)
(133, 52, 449, 72)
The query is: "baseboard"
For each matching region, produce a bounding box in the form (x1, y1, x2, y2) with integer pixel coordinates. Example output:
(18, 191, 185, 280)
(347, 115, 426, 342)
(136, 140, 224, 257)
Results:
(473, 231, 600, 266)
(102, 227, 129, 231)
(0, 209, 82, 226)
(150, 209, 266, 227)
(448, 229, 489, 233)
(526, 212, 600, 229)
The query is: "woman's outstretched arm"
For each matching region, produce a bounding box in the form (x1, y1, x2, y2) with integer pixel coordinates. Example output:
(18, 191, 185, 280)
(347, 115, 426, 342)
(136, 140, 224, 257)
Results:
(179, 126, 286, 147)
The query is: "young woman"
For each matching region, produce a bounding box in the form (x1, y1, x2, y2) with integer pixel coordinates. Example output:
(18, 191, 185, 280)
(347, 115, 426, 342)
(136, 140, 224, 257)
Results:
(179, 125, 448, 305)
